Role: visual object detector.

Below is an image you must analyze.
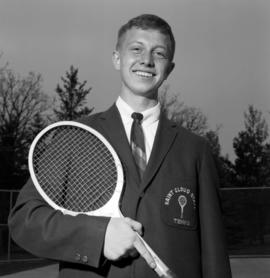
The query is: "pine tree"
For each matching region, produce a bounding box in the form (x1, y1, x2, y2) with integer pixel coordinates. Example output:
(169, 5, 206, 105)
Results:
(233, 105, 269, 187)
(54, 65, 94, 120)
(204, 130, 235, 187)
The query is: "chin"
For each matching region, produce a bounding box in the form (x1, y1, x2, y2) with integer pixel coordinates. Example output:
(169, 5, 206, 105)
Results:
(133, 89, 158, 99)
(131, 84, 158, 95)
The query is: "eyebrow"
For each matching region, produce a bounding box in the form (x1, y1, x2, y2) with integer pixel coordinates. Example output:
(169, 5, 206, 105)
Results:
(128, 41, 168, 50)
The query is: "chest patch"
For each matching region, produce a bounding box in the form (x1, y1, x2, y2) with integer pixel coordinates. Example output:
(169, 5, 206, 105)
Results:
(161, 186, 197, 229)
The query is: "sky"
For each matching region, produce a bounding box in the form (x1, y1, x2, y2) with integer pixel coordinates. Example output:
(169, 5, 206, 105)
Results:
(1, 0, 270, 160)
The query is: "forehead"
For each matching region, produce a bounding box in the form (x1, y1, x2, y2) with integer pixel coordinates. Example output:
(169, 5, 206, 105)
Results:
(120, 28, 170, 49)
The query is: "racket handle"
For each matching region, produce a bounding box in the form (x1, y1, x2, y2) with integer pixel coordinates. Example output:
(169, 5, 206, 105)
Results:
(136, 234, 178, 278)
(160, 270, 179, 278)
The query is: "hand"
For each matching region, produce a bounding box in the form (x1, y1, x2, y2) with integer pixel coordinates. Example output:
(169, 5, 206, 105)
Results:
(103, 217, 156, 269)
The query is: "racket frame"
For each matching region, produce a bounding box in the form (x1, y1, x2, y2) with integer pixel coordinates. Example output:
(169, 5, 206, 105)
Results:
(28, 121, 124, 218)
(28, 120, 177, 278)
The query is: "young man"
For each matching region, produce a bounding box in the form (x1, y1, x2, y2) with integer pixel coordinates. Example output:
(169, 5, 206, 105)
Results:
(9, 14, 232, 278)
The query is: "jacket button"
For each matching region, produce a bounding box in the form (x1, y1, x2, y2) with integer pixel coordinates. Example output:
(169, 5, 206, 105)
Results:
(75, 253, 81, 261)
(82, 255, 88, 263)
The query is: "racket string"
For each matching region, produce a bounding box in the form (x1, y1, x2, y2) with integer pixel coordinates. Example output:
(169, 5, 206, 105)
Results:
(33, 125, 118, 212)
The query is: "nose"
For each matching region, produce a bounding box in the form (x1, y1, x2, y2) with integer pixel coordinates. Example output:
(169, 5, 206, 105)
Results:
(140, 51, 154, 67)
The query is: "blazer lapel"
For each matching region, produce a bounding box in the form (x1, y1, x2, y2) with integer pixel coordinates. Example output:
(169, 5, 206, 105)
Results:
(97, 104, 141, 186)
(140, 114, 178, 192)
(95, 105, 178, 191)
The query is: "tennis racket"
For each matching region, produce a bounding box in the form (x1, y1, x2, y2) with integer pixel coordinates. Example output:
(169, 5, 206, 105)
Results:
(28, 121, 177, 278)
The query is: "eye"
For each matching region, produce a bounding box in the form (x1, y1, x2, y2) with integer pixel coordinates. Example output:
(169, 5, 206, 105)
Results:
(131, 46, 142, 54)
(153, 50, 168, 59)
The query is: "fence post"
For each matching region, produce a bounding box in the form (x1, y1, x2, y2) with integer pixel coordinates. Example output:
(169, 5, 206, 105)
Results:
(7, 190, 12, 261)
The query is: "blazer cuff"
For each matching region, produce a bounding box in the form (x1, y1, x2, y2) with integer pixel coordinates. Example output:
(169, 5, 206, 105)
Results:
(71, 214, 110, 268)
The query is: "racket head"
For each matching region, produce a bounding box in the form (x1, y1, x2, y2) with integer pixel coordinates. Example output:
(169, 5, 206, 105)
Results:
(28, 121, 124, 217)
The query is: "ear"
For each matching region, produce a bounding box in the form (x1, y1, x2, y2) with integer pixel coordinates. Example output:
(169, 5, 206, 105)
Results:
(112, 50, 121, 70)
(166, 62, 175, 77)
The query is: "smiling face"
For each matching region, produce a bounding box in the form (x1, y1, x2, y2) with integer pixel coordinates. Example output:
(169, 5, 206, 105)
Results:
(113, 28, 175, 101)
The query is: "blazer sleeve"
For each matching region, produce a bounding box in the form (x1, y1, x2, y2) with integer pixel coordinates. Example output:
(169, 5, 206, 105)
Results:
(198, 141, 232, 278)
(8, 178, 110, 268)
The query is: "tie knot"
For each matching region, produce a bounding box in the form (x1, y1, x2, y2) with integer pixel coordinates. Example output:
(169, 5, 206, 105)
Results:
(131, 112, 143, 123)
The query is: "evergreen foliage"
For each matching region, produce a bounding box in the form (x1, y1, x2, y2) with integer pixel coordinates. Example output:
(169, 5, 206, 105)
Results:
(54, 65, 93, 120)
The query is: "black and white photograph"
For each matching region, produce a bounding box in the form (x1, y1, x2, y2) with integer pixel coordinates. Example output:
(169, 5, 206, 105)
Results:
(0, 1, 270, 277)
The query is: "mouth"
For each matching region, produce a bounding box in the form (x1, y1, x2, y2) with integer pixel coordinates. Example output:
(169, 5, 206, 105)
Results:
(132, 70, 156, 78)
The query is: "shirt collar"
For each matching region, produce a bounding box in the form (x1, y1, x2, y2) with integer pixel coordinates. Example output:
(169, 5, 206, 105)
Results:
(116, 96, 160, 127)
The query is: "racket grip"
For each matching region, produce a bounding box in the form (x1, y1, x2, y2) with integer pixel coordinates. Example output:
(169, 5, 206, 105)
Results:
(151, 254, 178, 278)
(136, 234, 178, 278)
(160, 270, 179, 278)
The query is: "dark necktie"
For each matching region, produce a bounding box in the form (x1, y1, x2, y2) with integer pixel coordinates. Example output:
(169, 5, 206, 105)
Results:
(130, 112, 147, 180)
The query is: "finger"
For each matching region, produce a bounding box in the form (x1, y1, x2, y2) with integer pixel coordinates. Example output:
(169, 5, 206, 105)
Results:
(124, 217, 143, 235)
(133, 236, 156, 269)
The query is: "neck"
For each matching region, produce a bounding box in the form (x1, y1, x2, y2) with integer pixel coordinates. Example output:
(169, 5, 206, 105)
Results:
(120, 92, 158, 112)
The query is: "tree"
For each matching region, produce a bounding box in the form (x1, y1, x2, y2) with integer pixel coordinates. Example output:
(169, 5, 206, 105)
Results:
(0, 68, 49, 187)
(159, 86, 235, 187)
(0, 52, 8, 75)
(30, 112, 48, 138)
(54, 65, 94, 120)
(159, 86, 208, 136)
(205, 130, 235, 187)
(232, 105, 270, 245)
(233, 105, 270, 187)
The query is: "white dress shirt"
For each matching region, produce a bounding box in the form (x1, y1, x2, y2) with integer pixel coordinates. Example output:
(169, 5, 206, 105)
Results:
(116, 97, 160, 162)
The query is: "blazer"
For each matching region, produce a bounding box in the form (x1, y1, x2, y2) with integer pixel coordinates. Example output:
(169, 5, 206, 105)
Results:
(9, 104, 232, 278)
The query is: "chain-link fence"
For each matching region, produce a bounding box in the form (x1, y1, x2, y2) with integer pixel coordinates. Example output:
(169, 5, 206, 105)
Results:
(0, 190, 37, 262)
(221, 186, 270, 257)
(1, 187, 270, 262)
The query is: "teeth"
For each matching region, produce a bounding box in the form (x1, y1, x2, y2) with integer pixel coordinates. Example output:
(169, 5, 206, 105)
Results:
(135, 71, 154, 77)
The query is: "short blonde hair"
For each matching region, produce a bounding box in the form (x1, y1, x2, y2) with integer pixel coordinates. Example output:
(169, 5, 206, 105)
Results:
(116, 14, 175, 61)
